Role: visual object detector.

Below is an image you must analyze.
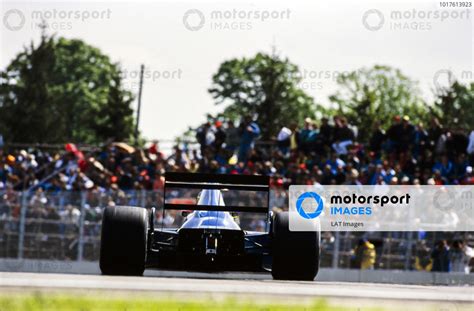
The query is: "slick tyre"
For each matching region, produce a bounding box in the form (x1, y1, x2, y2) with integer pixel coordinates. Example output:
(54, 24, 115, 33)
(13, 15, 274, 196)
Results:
(99, 206, 148, 276)
(271, 211, 320, 281)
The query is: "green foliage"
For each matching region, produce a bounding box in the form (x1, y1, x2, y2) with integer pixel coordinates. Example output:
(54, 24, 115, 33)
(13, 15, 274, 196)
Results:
(329, 65, 428, 140)
(0, 292, 385, 311)
(0, 34, 135, 144)
(208, 52, 316, 139)
(433, 81, 474, 130)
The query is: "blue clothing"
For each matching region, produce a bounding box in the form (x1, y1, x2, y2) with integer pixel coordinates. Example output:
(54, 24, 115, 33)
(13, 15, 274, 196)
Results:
(300, 129, 317, 143)
(325, 158, 346, 175)
(238, 122, 260, 161)
(433, 161, 453, 178)
(431, 247, 450, 272)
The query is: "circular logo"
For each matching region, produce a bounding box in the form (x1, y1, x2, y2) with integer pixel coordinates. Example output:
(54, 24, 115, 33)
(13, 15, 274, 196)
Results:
(3, 9, 25, 31)
(433, 188, 455, 213)
(362, 9, 384, 31)
(296, 192, 324, 219)
(183, 9, 205, 31)
(433, 69, 456, 90)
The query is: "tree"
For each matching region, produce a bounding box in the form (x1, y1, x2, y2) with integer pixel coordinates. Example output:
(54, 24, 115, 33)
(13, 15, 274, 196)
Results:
(329, 65, 428, 140)
(208, 52, 316, 140)
(433, 81, 474, 130)
(0, 33, 135, 144)
(92, 73, 135, 142)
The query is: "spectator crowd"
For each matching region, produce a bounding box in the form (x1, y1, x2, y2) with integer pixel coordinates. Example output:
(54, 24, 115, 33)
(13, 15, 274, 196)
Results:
(1, 114, 473, 195)
(0, 115, 473, 270)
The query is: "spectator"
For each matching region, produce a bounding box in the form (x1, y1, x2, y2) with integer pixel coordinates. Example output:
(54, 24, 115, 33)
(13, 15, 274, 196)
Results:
(413, 122, 428, 158)
(351, 238, 376, 270)
(414, 242, 432, 271)
(431, 240, 450, 272)
(399, 115, 415, 152)
(238, 116, 260, 162)
(276, 126, 292, 155)
(332, 116, 355, 155)
(299, 117, 316, 153)
(213, 121, 226, 151)
(196, 122, 214, 156)
(461, 166, 474, 185)
(369, 121, 385, 155)
(369, 164, 386, 185)
(386, 115, 403, 153)
(466, 130, 474, 162)
(432, 155, 453, 181)
(345, 168, 361, 185)
(453, 153, 469, 182)
(435, 131, 448, 155)
(446, 129, 469, 158)
(325, 152, 345, 175)
(318, 117, 333, 149)
(153, 170, 165, 190)
(288, 123, 300, 153)
(449, 240, 473, 274)
(428, 118, 443, 151)
(224, 121, 240, 153)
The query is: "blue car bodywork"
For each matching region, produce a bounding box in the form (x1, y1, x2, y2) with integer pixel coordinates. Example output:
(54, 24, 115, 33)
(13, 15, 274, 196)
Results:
(181, 189, 241, 230)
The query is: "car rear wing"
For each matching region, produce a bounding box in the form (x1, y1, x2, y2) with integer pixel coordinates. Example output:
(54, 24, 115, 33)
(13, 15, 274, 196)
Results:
(163, 172, 270, 214)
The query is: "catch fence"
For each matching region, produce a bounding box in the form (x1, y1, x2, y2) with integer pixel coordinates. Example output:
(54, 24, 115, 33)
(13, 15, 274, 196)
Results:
(0, 190, 470, 270)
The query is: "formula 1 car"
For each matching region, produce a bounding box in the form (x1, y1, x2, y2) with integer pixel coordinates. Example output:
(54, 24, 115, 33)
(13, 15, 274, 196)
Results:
(99, 172, 320, 280)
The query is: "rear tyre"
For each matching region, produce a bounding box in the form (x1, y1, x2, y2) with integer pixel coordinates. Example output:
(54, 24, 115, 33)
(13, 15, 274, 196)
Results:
(271, 211, 320, 281)
(100, 206, 148, 276)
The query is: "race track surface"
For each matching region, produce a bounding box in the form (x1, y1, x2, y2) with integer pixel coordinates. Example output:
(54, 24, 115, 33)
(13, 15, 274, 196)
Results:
(0, 271, 473, 304)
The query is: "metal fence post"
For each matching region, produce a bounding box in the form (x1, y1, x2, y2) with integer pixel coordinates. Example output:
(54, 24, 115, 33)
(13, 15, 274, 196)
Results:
(77, 192, 86, 261)
(404, 231, 413, 270)
(332, 231, 340, 269)
(140, 189, 146, 208)
(17, 191, 27, 259)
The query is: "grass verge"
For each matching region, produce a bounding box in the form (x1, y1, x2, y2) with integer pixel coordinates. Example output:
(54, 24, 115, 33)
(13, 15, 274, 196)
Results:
(0, 292, 386, 311)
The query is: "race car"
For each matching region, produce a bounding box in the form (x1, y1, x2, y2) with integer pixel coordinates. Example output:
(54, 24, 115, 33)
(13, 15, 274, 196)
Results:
(99, 172, 320, 280)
